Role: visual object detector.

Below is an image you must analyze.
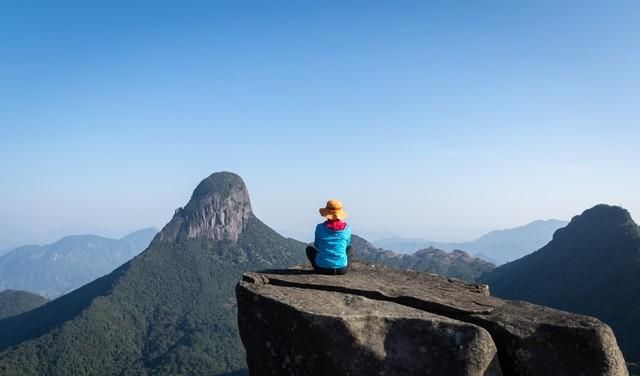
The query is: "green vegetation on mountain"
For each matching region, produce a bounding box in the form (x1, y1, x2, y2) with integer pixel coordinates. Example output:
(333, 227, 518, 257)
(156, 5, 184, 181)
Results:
(352, 235, 494, 282)
(190, 171, 242, 201)
(481, 204, 640, 363)
(0, 290, 48, 320)
(0, 173, 304, 375)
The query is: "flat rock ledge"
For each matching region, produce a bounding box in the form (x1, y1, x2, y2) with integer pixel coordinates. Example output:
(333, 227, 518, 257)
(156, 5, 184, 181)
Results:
(236, 262, 627, 376)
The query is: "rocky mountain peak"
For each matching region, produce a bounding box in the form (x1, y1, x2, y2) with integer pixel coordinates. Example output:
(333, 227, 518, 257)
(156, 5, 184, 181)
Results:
(158, 171, 253, 243)
(551, 204, 636, 244)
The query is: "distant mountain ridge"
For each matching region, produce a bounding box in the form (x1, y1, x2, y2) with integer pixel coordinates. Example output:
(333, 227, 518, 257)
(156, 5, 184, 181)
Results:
(0, 227, 157, 298)
(0, 290, 48, 320)
(352, 235, 494, 282)
(481, 204, 640, 363)
(375, 219, 568, 264)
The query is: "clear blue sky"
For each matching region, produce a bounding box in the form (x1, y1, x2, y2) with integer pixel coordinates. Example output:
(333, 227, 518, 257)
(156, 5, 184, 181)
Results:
(1, 0, 639, 248)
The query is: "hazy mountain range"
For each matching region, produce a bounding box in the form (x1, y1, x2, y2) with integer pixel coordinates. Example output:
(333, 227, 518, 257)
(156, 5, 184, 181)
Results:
(352, 235, 494, 282)
(481, 204, 640, 364)
(0, 228, 157, 298)
(374, 219, 568, 265)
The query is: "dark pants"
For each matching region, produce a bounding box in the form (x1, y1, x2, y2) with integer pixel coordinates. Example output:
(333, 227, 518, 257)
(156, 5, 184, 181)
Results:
(306, 245, 352, 275)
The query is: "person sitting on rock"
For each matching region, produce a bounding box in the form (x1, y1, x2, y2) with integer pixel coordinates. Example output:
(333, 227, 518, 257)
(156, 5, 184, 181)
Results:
(306, 199, 352, 275)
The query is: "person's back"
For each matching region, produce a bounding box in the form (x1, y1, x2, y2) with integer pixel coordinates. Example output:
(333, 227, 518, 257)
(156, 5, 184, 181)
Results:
(306, 199, 352, 275)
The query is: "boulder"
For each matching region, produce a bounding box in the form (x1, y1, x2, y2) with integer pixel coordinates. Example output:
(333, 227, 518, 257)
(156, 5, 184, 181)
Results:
(237, 281, 501, 376)
(236, 262, 627, 376)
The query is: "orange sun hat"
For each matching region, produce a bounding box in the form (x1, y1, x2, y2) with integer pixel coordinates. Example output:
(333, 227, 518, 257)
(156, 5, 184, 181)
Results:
(319, 199, 347, 220)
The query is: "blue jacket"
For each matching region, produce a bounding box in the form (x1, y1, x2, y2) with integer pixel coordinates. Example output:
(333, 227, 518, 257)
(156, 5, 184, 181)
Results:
(314, 222, 351, 268)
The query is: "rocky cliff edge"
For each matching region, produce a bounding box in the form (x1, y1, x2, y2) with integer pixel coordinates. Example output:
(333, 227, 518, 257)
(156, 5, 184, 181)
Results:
(236, 262, 627, 376)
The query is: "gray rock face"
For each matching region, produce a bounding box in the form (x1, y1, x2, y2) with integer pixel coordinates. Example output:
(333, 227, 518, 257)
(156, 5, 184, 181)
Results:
(159, 172, 252, 243)
(237, 262, 628, 376)
(237, 281, 502, 376)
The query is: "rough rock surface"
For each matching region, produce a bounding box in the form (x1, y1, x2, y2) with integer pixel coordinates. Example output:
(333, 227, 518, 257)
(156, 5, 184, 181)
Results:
(158, 172, 252, 242)
(237, 262, 628, 376)
(237, 281, 502, 376)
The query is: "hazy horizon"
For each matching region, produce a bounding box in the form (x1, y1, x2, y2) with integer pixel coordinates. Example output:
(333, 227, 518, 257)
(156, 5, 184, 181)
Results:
(2, 1, 639, 250)
(0, 204, 620, 251)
